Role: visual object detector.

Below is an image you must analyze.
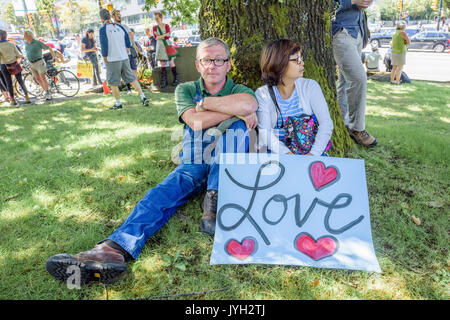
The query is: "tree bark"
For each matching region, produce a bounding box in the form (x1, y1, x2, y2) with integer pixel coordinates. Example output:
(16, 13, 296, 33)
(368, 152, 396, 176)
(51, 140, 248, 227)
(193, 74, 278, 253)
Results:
(199, 0, 353, 156)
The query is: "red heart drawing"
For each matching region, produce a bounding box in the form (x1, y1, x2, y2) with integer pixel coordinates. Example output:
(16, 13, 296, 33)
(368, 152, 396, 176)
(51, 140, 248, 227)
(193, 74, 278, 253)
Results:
(309, 161, 339, 191)
(295, 233, 338, 260)
(226, 237, 256, 260)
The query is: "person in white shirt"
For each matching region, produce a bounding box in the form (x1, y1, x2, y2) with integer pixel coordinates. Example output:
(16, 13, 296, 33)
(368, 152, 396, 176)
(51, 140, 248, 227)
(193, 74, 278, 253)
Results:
(364, 44, 382, 73)
(255, 39, 333, 156)
(99, 8, 149, 110)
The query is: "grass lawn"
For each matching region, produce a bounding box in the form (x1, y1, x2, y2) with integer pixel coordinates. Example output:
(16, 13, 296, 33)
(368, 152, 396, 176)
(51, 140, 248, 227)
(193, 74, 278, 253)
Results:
(0, 80, 448, 300)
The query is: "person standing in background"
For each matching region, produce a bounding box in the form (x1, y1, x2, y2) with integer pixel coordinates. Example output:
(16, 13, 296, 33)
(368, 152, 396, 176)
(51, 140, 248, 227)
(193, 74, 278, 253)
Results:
(390, 21, 410, 85)
(23, 30, 55, 101)
(99, 9, 149, 110)
(332, 0, 377, 148)
(111, 9, 138, 94)
(153, 12, 179, 88)
(144, 28, 157, 69)
(81, 29, 102, 88)
(0, 30, 31, 105)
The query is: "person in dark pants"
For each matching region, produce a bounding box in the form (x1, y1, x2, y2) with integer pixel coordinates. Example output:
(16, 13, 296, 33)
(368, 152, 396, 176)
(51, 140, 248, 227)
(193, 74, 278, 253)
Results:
(81, 29, 102, 87)
(0, 30, 30, 105)
(0, 70, 10, 102)
(144, 28, 156, 69)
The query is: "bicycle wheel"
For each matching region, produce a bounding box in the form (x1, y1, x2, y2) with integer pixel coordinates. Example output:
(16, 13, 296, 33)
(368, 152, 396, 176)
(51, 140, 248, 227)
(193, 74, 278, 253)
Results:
(15, 72, 43, 98)
(54, 70, 80, 97)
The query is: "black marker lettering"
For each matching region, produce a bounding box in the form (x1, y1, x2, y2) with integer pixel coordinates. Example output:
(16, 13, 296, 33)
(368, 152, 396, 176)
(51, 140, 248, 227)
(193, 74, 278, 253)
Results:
(218, 161, 285, 245)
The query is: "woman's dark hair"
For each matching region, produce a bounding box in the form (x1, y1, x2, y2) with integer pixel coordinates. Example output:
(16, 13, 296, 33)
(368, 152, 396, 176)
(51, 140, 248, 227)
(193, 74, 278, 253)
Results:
(0, 30, 7, 41)
(260, 39, 301, 86)
(84, 30, 95, 47)
(85, 29, 94, 40)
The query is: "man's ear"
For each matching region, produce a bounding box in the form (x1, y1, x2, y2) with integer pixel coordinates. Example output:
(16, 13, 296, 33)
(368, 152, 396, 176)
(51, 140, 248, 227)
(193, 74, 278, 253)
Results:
(226, 60, 231, 73)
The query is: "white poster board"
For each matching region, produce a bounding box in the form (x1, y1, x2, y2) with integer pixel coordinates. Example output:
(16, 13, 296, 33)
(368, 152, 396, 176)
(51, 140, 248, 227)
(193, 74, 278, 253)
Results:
(210, 154, 381, 273)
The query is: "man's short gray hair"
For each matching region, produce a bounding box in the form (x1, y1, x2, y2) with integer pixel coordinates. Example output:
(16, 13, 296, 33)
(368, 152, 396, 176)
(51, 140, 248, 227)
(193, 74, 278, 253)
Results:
(24, 30, 34, 39)
(196, 37, 231, 58)
(100, 8, 111, 21)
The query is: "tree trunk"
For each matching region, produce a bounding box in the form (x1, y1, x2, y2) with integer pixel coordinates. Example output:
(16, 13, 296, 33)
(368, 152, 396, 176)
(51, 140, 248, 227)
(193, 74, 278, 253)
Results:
(199, 0, 353, 156)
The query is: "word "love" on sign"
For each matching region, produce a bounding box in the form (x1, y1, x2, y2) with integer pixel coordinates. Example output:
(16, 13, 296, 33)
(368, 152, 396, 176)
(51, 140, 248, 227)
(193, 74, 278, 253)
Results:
(210, 154, 381, 273)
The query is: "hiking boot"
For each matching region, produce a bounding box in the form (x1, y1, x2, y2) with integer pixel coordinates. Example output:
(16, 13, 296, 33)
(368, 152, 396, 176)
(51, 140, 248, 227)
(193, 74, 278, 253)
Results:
(46, 242, 128, 285)
(200, 190, 218, 236)
(349, 129, 377, 147)
(109, 104, 123, 110)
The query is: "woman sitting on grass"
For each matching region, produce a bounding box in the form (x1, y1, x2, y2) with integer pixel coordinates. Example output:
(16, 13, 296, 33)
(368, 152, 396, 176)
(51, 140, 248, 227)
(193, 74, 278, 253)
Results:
(255, 39, 333, 156)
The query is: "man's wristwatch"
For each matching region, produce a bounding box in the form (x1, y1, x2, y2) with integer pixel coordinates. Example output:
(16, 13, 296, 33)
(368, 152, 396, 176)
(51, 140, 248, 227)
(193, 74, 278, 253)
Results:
(197, 98, 205, 111)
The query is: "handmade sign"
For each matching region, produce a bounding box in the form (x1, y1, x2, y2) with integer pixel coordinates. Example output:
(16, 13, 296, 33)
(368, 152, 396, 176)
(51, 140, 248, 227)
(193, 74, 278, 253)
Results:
(76, 61, 93, 79)
(210, 154, 381, 272)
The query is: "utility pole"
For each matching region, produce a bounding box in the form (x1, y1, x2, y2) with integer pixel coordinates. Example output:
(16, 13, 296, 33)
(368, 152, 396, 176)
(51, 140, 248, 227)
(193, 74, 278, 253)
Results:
(436, 0, 443, 31)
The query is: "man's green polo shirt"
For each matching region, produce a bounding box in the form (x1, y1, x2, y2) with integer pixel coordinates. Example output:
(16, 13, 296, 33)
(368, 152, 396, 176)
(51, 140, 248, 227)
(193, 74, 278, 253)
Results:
(25, 40, 49, 62)
(175, 76, 257, 126)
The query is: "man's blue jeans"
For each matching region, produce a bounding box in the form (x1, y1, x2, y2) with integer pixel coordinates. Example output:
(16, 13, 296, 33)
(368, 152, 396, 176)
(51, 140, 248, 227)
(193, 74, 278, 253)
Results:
(104, 120, 249, 259)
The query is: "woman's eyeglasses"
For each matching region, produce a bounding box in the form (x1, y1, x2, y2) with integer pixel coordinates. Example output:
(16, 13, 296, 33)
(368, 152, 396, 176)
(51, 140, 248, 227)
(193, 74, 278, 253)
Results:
(289, 56, 304, 64)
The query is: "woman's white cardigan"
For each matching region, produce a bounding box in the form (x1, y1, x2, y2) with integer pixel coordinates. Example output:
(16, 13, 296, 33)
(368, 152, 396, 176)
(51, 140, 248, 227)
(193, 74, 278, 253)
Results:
(255, 78, 333, 156)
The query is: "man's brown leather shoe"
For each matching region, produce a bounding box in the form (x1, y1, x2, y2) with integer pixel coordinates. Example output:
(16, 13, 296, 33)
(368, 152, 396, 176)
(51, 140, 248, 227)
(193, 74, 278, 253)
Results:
(46, 242, 127, 285)
(349, 129, 378, 147)
(200, 190, 218, 236)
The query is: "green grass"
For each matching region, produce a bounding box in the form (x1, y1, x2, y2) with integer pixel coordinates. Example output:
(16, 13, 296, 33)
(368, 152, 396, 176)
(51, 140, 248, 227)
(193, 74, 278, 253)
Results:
(0, 80, 449, 300)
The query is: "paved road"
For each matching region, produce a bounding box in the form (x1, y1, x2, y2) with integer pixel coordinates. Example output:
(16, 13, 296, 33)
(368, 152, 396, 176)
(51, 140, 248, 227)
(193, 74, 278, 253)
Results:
(365, 47, 450, 82)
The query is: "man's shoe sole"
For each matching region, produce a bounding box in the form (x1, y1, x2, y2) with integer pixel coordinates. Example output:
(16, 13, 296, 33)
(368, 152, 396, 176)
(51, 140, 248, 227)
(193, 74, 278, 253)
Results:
(46, 254, 127, 285)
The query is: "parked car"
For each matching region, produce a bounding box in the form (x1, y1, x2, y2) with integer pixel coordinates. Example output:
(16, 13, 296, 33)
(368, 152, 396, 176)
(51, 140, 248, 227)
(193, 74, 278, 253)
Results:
(408, 31, 450, 53)
(369, 28, 396, 47)
(368, 22, 382, 33)
(369, 28, 420, 48)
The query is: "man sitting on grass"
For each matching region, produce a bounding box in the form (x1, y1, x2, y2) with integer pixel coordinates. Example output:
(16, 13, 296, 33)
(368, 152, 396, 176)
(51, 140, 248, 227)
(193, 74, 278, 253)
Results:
(46, 37, 258, 285)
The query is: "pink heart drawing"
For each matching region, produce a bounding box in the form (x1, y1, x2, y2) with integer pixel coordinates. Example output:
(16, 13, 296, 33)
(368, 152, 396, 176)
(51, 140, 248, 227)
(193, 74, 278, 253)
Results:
(226, 237, 257, 260)
(295, 233, 338, 261)
(309, 161, 339, 191)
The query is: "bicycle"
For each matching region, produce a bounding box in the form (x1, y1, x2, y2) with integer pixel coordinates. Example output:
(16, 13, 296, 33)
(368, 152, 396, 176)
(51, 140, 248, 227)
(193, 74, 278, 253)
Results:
(15, 57, 80, 99)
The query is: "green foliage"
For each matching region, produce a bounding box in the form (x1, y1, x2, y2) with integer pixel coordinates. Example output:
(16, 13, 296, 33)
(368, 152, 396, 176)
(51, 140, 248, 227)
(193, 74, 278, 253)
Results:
(374, 0, 450, 21)
(55, 0, 101, 34)
(144, 0, 201, 26)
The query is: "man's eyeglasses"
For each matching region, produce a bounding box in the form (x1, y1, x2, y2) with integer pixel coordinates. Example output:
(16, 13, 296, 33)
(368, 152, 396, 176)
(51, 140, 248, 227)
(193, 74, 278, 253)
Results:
(198, 58, 230, 67)
(289, 56, 304, 64)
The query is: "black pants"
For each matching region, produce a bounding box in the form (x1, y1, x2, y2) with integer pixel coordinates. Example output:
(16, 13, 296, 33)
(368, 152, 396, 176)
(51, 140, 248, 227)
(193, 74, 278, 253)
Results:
(87, 54, 102, 85)
(0, 64, 28, 99)
(0, 70, 7, 92)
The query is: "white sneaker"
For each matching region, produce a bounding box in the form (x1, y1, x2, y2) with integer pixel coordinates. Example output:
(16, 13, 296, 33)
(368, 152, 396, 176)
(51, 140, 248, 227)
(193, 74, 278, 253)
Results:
(45, 92, 52, 101)
(126, 90, 131, 95)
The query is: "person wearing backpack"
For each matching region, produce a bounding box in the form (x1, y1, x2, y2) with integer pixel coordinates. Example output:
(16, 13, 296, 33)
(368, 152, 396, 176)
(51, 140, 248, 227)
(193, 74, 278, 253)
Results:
(255, 39, 333, 156)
